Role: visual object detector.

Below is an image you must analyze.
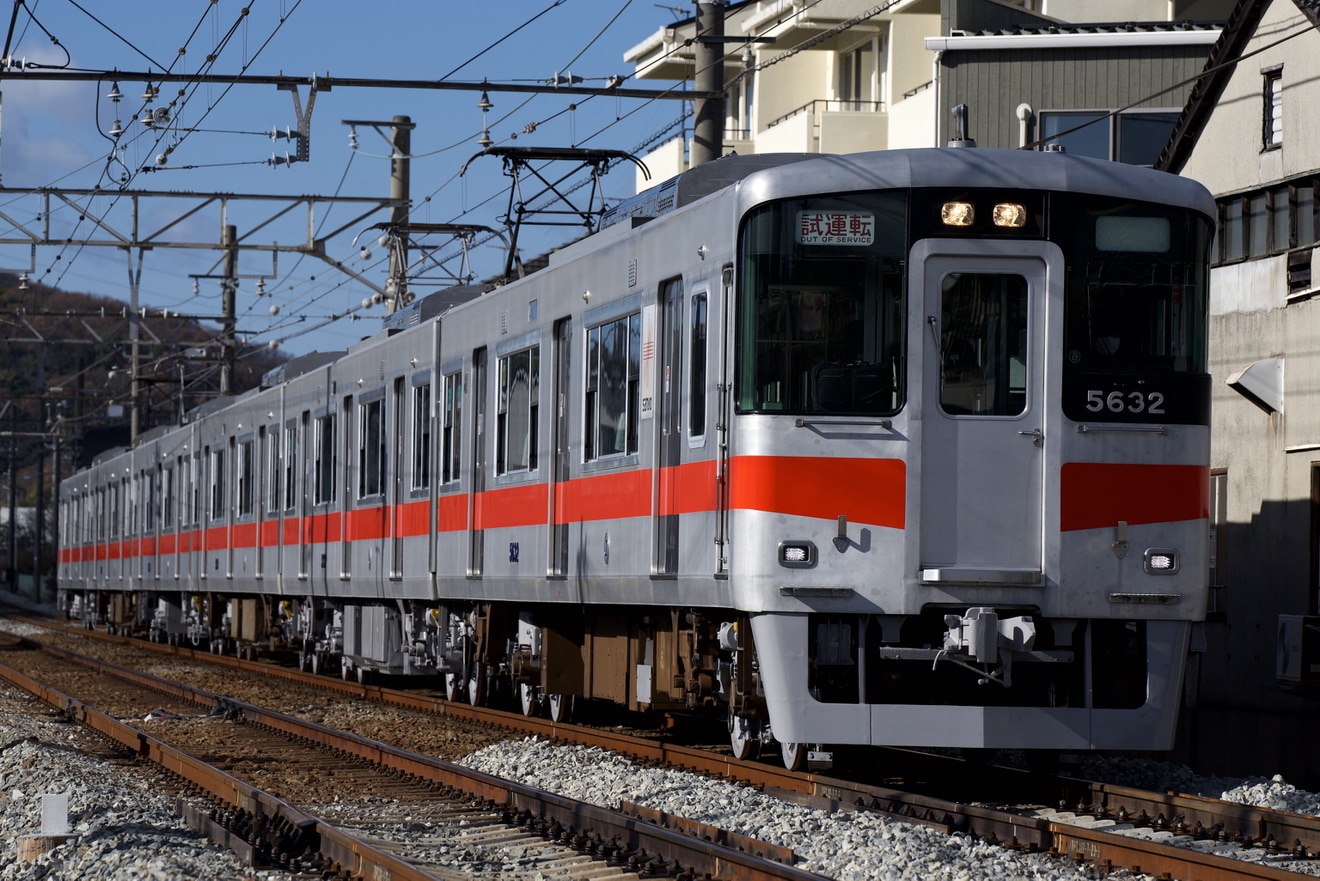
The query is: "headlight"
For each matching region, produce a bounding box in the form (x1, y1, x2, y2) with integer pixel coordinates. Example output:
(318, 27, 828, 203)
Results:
(779, 541, 817, 568)
(1144, 548, 1180, 575)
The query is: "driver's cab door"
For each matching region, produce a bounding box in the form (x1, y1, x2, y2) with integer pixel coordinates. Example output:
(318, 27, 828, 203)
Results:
(914, 240, 1057, 585)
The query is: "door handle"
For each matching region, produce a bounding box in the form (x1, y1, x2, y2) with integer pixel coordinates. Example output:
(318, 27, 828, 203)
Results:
(1018, 427, 1043, 446)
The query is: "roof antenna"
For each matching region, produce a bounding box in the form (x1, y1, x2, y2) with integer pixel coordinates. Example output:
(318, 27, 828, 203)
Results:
(947, 104, 976, 148)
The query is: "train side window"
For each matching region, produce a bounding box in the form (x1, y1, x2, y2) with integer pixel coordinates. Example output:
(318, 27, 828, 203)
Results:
(314, 413, 336, 505)
(585, 312, 641, 460)
(109, 482, 120, 539)
(237, 438, 255, 518)
(358, 395, 385, 498)
(690, 291, 707, 439)
(283, 421, 298, 511)
(497, 345, 539, 475)
(209, 447, 225, 521)
(442, 371, 462, 484)
(161, 464, 172, 531)
(145, 468, 156, 533)
(412, 381, 432, 490)
(264, 427, 279, 516)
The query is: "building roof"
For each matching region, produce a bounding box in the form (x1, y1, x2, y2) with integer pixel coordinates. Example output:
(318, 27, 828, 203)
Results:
(954, 19, 1223, 36)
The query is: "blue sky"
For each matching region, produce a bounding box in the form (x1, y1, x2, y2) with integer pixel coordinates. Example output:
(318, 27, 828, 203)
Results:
(0, 0, 689, 358)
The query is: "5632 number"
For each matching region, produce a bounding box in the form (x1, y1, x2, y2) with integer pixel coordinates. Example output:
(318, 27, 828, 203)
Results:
(1086, 389, 1165, 415)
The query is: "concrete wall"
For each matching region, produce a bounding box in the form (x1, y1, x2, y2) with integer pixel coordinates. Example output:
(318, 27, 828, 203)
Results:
(819, 110, 889, 153)
(888, 89, 937, 148)
(1172, 0, 1320, 787)
(757, 51, 831, 132)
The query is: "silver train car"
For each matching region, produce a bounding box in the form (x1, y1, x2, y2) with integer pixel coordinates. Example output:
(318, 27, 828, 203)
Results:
(58, 148, 1215, 769)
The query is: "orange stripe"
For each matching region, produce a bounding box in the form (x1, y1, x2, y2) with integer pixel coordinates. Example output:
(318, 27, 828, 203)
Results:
(159, 535, 176, 555)
(206, 526, 228, 549)
(398, 500, 430, 537)
(232, 523, 257, 549)
(729, 455, 906, 529)
(1060, 462, 1209, 531)
(438, 493, 468, 532)
(557, 468, 650, 523)
(478, 482, 550, 529)
(260, 520, 280, 547)
(346, 506, 389, 541)
(661, 460, 719, 516)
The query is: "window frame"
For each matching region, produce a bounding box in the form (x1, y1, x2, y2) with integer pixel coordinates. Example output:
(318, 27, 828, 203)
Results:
(236, 436, 255, 519)
(357, 393, 386, 500)
(411, 378, 432, 492)
(441, 368, 463, 486)
(1263, 66, 1283, 152)
(313, 411, 336, 506)
(584, 311, 642, 463)
(496, 344, 540, 476)
(208, 447, 226, 522)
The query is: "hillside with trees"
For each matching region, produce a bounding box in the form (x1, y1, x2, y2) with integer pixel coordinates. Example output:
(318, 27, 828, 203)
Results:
(0, 272, 287, 585)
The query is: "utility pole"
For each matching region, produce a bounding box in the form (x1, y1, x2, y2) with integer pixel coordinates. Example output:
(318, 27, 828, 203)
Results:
(220, 225, 238, 395)
(127, 248, 145, 443)
(387, 115, 412, 314)
(692, 1, 726, 168)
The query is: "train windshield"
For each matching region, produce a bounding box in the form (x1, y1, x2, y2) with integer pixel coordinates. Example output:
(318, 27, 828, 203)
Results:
(737, 192, 908, 415)
(1056, 194, 1213, 424)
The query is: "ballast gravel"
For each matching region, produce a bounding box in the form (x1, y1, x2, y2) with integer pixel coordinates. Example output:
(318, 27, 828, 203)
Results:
(4, 601, 1320, 880)
(0, 686, 298, 881)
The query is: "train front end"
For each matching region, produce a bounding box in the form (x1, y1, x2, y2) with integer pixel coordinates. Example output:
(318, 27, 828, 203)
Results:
(724, 149, 1214, 766)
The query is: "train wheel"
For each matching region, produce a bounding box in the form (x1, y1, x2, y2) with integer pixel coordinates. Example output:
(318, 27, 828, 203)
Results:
(444, 672, 464, 702)
(780, 740, 807, 772)
(310, 652, 323, 675)
(519, 683, 540, 717)
(547, 694, 574, 724)
(467, 664, 487, 707)
(729, 714, 759, 762)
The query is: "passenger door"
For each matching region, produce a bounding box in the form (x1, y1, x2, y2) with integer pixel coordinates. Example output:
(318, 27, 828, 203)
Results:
(915, 241, 1054, 584)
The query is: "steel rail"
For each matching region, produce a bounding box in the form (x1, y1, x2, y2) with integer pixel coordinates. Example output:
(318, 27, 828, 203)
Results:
(6, 636, 828, 881)
(0, 658, 439, 881)
(9, 613, 1320, 880)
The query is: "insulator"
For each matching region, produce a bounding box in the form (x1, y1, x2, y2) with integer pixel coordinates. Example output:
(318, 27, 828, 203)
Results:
(106, 82, 123, 102)
(108, 119, 124, 137)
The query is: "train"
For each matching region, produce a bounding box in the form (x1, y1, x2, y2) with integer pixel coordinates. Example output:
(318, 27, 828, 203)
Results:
(57, 146, 1215, 770)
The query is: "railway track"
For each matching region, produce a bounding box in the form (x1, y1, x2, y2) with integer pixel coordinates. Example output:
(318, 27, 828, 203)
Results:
(0, 632, 822, 881)
(5, 610, 1320, 880)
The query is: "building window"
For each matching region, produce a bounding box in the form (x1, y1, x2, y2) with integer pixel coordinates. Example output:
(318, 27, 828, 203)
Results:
(1040, 110, 1178, 166)
(358, 397, 385, 498)
(412, 382, 432, 490)
(1116, 112, 1180, 166)
(585, 313, 641, 461)
(1263, 68, 1282, 151)
(839, 39, 875, 110)
(1219, 196, 1245, 263)
(497, 346, 539, 475)
(442, 371, 462, 484)
(314, 414, 335, 504)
